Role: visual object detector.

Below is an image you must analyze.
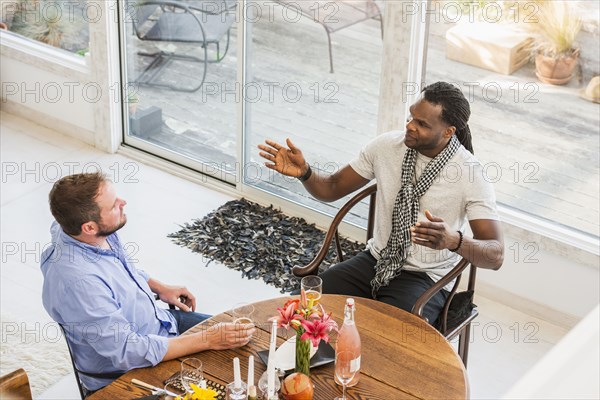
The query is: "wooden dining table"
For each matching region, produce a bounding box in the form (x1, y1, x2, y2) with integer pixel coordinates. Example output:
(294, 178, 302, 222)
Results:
(89, 295, 469, 399)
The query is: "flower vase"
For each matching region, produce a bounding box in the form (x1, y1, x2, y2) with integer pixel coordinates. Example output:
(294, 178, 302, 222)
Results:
(295, 330, 311, 376)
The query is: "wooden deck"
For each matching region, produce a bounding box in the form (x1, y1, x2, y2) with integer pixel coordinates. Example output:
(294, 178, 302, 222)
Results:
(125, 9, 599, 237)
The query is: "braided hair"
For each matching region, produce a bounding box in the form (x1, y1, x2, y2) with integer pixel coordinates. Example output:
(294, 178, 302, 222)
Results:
(422, 82, 474, 154)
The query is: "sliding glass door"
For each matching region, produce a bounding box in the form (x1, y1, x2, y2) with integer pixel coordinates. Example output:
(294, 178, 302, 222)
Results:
(242, 0, 384, 225)
(119, 0, 384, 224)
(121, 0, 240, 182)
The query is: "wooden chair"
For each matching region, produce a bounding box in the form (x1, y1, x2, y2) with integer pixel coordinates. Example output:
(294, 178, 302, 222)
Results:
(0, 368, 33, 400)
(292, 184, 479, 367)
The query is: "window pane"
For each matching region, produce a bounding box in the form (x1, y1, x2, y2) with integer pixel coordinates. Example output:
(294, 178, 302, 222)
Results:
(121, 0, 239, 181)
(424, 1, 599, 237)
(1, 0, 90, 57)
(244, 0, 384, 226)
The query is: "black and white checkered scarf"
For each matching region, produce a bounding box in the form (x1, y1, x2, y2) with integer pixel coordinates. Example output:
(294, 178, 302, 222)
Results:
(370, 135, 461, 298)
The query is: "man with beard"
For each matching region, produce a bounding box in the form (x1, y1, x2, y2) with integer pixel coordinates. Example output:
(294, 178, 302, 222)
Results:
(41, 172, 254, 393)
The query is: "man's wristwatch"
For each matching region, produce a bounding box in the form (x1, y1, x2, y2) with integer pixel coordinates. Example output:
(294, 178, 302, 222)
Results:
(297, 165, 312, 182)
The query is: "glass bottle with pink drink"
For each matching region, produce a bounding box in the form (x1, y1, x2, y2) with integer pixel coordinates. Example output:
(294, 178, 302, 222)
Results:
(335, 298, 361, 387)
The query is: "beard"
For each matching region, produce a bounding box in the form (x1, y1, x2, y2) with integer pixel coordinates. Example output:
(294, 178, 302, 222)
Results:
(96, 214, 127, 237)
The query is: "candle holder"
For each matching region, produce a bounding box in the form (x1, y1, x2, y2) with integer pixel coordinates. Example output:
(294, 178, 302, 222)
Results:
(257, 369, 282, 399)
(226, 381, 248, 400)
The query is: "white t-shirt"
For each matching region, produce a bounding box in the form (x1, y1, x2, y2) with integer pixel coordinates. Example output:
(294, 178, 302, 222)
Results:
(349, 131, 499, 285)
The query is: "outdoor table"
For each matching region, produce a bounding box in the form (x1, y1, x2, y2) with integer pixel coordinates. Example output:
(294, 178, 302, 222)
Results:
(88, 294, 469, 399)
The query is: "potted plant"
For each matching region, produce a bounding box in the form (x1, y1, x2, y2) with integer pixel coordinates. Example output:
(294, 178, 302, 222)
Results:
(10, 0, 66, 48)
(532, 0, 582, 85)
(127, 90, 139, 115)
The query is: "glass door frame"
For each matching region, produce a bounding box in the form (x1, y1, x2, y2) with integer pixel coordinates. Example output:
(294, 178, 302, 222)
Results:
(117, 0, 247, 185)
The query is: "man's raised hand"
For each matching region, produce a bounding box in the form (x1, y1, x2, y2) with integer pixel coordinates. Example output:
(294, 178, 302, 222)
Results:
(258, 138, 308, 178)
(410, 210, 461, 251)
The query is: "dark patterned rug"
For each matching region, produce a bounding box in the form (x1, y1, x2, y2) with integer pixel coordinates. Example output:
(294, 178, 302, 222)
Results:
(168, 199, 365, 292)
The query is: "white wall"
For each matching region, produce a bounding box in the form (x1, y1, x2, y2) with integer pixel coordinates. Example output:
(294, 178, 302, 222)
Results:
(0, 55, 96, 134)
(0, 0, 121, 152)
(478, 234, 599, 323)
(503, 304, 600, 399)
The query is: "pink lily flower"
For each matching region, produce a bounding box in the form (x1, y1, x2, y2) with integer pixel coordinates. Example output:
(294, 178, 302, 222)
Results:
(273, 300, 301, 330)
(300, 314, 338, 347)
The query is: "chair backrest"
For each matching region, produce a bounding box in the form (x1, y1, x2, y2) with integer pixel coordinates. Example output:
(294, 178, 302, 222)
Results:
(0, 368, 33, 400)
(58, 324, 123, 399)
(59, 324, 87, 399)
(292, 184, 377, 276)
(129, 0, 160, 34)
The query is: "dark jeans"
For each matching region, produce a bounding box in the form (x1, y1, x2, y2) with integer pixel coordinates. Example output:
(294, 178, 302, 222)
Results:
(167, 309, 212, 334)
(320, 251, 449, 324)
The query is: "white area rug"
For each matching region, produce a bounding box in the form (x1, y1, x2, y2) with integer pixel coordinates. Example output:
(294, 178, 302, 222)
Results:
(0, 314, 71, 397)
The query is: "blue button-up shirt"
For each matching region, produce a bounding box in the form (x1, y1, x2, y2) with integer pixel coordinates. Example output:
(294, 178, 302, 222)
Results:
(41, 222, 178, 391)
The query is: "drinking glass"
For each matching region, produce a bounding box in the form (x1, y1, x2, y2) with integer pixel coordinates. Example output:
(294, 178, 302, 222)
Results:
(334, 351, 357, 400)
(181, 358, 203, 394)
(163, 380, 186, 400)
(232, 302, 255, 325)
(225, 381, 248, 400)
(301, 275, 322, 304)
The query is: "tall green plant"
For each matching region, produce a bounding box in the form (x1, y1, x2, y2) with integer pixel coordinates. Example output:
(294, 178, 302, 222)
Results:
(534, 0, 582, 56)
(10, 0, 68, 48)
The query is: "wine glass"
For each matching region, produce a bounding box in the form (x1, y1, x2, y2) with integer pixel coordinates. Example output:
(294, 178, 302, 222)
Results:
(164, 380, 186, 399)
(232, 302, 255, 325)
(301, 276, 322, 304)
(334, 351, 357, 400)
(181, 358, 203, 394)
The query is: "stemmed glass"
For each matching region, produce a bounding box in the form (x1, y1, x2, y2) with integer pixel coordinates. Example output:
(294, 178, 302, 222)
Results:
(334, 351, 357, 400)
(232, 302, 255, 325)
(180, 358, 203, 394)
(301, 276, 322, 304)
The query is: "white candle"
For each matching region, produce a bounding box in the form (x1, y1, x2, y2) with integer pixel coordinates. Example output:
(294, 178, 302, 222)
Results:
(267, 320, 277, 396)
(233, 357, 242, 389)
(248, 355, 254, 387)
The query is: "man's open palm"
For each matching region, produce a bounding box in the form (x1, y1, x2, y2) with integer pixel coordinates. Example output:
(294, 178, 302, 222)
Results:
(258, 138, 307, 177)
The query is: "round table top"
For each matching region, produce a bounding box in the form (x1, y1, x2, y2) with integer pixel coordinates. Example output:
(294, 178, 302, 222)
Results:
(90, 294, 469, 399)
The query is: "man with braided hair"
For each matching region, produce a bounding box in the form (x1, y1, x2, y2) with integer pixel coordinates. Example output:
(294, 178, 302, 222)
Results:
(258, 81, 503, 323)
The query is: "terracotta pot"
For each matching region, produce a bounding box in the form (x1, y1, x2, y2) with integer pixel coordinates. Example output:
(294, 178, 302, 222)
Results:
(128, 103, 138, 115)
(535, 50, 579, 85)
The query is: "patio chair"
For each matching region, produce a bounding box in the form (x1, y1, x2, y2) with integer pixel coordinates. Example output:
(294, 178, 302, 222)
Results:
(292, 184, 481, 367)
(131, 0, 236, 92)
(0, 368, 33, 400)
(273, 0, 384, 73)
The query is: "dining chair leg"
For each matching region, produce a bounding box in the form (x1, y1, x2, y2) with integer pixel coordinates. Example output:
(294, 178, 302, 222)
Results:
(458, 324, 472, 368)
